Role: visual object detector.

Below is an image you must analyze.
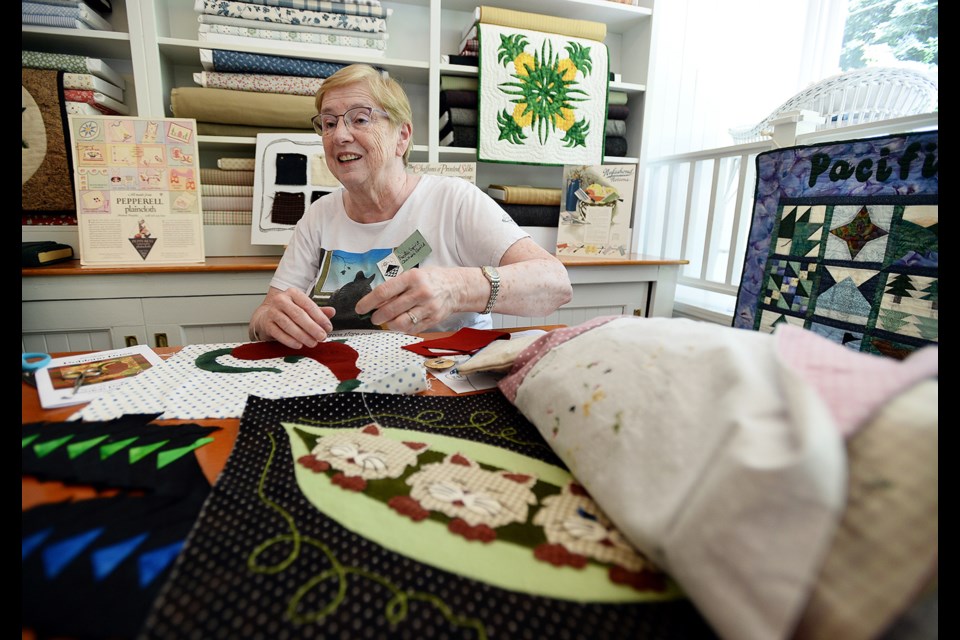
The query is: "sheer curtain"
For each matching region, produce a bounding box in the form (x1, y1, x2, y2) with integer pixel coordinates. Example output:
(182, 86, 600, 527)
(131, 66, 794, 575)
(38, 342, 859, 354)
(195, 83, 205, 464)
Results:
(637, 0, 848, 317)
(643, 0, 848, 158)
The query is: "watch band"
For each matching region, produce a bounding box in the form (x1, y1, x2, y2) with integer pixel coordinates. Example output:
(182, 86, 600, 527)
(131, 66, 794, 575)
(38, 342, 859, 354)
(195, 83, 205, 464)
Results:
(481, 266, 500, 315)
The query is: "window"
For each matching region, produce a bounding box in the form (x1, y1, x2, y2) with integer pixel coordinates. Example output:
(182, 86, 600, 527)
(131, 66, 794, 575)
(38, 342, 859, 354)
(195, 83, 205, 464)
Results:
(639, 0, 937, 321)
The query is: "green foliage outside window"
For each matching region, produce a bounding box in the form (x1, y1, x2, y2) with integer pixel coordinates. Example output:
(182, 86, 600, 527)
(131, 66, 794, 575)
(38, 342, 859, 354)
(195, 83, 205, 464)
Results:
(841, 0, 938, 70)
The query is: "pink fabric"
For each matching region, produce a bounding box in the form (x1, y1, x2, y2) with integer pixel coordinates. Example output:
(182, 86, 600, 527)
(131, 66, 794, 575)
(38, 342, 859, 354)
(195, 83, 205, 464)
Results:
(498, 315, 620, 402)
(774, 324, 938, 437)
(63, 88, 94, 103)
(64, 90, 120, 115)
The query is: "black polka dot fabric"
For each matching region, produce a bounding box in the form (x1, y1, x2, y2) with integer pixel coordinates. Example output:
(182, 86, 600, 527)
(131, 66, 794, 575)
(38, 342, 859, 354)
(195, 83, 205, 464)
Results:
(138, 393, 717, 640)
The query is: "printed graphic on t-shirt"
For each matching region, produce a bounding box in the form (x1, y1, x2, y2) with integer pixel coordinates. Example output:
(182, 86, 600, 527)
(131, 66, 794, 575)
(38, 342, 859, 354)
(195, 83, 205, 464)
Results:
(312, 249, 391, 330)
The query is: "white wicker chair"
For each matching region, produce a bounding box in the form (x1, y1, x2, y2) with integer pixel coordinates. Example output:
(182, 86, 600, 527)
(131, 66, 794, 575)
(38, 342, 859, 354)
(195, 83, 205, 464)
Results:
(729, 67, 938, 144)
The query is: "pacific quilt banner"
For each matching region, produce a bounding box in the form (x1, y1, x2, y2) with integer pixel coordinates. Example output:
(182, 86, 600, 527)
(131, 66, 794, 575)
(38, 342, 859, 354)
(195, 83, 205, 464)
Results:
(478, 23, 608, 166)
(138, 392, 717, 639)
(734, 130, 938, 359)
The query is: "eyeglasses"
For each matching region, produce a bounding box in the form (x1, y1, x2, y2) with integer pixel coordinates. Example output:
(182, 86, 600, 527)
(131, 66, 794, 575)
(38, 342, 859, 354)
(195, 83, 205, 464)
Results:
(312, 106, 390, 136)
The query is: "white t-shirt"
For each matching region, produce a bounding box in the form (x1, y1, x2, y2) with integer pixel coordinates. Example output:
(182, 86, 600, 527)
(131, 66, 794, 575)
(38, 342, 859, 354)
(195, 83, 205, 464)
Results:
(270, 174, 529, 332)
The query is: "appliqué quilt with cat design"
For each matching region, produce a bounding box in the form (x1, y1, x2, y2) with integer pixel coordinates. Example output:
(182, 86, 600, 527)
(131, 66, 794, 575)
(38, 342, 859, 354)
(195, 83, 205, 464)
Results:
(139, 392, 717, 639)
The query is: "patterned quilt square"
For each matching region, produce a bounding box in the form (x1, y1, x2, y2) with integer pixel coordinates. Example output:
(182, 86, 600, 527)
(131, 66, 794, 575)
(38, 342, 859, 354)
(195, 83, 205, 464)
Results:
(735, 131, 938, 359)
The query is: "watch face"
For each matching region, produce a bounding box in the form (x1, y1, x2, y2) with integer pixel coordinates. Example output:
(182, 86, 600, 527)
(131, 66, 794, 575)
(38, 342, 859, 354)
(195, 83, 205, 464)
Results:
(483, 266, 500, 281)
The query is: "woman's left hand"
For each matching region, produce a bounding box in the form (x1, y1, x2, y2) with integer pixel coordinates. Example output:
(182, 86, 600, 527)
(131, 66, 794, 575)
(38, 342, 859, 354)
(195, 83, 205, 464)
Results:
(354, 267, 467, 331)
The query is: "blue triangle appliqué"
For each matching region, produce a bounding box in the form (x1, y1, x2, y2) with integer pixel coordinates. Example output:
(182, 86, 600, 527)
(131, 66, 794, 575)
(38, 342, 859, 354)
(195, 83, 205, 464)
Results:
(91, 533, 149, 581)
(138, 540, 184, 588)
(22, 528, 54, 560)
(43, 528, 105, 579)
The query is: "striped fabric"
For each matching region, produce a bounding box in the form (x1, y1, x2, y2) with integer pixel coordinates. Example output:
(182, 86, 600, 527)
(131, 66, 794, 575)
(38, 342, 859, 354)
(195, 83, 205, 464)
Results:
(200, 168, 256, 186)
(202, 195, 253, 211)
(201, 184, 255, 196)
(203, 210, 253, 225)
(217, 157, 256, 170)
(21, 14, 86, 29)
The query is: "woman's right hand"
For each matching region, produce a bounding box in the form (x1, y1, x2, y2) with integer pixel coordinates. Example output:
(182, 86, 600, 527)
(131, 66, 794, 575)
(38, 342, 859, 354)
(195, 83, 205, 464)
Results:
(250, 287, 335, 349)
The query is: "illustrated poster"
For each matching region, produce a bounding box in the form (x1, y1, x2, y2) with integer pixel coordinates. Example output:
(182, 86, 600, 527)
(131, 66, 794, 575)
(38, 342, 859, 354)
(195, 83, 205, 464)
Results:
(556, 164, 635, 257)
(68, 116, 205, 265)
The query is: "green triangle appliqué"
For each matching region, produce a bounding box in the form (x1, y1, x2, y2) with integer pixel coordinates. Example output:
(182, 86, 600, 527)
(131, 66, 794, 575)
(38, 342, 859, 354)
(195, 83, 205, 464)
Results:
(129, 440, 170, 464)
(67, 435, 111, 459)
(33, 435, 75, 458)
(101, 437, 139, 460)
(156, 437, 214, 469)
(22, 433, 40, 449)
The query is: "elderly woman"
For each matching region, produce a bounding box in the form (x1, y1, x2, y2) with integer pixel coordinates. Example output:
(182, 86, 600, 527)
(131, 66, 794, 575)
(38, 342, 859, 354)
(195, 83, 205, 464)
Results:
(249, 64, 572, 348)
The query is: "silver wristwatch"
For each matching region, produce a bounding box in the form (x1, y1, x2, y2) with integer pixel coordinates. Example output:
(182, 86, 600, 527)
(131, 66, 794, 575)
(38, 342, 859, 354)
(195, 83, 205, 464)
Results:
(481, 265, 500, 314)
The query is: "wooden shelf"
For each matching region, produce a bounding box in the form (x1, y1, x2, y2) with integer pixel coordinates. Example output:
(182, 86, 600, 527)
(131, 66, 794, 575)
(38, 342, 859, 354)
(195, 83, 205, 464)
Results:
(22, 256, 280, 277)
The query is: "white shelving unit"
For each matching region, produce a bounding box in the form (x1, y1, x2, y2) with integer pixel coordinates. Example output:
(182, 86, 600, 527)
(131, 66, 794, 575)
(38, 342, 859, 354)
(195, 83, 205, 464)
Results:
(23, 0, 658, 256)
(22, 0, 686, 350)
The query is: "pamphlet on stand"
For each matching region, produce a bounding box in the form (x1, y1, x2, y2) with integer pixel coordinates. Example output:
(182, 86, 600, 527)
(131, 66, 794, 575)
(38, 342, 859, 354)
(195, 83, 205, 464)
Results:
(34, 345, 165, 409)
(556, 163, 635, 257)
(67, 115, 205, 266)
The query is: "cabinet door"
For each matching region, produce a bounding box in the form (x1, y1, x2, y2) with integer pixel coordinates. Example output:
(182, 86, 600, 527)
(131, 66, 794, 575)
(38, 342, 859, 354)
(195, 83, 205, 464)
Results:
(22, 299, 148, 351)
(142, 294, 264, 347)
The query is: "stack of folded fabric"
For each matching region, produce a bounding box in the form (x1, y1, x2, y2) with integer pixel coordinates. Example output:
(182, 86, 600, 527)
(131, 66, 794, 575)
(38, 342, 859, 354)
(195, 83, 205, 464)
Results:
(487, 183, 562, 227)
(200, 161, 256, 226)
(439, 16, 480, 66)
(457, 20, 479, 60)
(23, 49, 128, 116)
(606, 91, 630, 157)
(180, 0, 390, 136)
(439, 75, 478, 148)
(21, 0, 113, 31)
(62, 70, 125, 113)
(193, 0, 390, 57)
(172, 50, 348, 136)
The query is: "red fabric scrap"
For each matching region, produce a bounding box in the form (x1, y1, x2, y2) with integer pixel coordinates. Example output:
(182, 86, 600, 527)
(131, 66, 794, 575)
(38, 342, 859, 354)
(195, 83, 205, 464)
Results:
(402, 328, 510, 357)
(231, 341, 361, 381)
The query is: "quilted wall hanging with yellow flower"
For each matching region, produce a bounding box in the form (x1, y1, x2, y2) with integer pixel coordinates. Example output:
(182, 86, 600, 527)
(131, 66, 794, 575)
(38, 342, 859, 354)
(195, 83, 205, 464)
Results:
(478, 23, 609, 166)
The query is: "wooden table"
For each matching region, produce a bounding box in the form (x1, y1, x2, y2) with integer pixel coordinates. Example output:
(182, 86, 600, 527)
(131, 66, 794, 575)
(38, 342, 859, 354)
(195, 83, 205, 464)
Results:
(23, 329, 560, 509)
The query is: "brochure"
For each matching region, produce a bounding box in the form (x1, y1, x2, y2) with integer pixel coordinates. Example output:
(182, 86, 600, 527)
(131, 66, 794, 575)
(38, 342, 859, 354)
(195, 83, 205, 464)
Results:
(68, 115, 205, 265)
(34, 345, 165, 409)
(556, 163, 635, 257)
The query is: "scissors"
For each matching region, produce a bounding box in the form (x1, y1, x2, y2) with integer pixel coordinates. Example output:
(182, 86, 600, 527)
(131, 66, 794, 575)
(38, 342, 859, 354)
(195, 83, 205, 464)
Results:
(21, 352, 52, 387)
(62, 364, 106, 395)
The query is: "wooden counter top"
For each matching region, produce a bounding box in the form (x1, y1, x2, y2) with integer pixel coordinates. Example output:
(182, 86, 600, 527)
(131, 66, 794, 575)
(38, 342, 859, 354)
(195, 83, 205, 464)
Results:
(23, 254, 686, 277)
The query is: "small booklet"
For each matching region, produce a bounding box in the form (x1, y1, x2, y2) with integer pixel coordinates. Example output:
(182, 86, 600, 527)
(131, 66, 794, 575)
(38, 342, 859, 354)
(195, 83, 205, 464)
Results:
(34, 345, 165, 409)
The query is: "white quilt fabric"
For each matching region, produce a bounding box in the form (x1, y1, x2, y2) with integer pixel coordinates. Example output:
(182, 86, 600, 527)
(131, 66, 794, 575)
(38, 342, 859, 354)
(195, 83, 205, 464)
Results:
(505, 316, 847, 640)
(71, 331, 428, 421)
